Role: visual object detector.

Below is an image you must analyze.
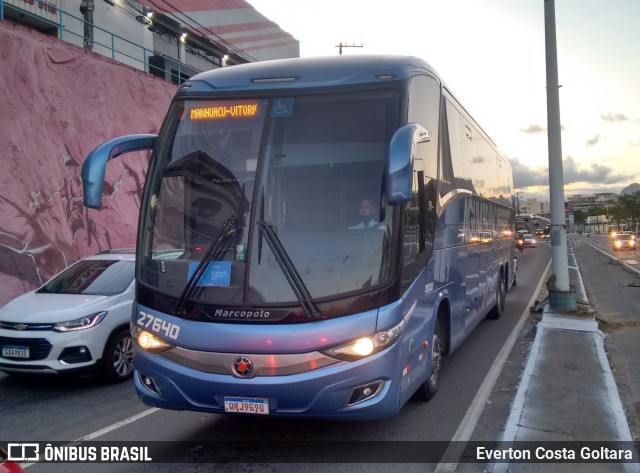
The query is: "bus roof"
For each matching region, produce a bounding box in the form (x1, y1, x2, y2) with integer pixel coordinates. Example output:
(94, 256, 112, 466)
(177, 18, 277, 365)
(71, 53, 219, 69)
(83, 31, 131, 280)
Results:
(179, 55, 441, 93)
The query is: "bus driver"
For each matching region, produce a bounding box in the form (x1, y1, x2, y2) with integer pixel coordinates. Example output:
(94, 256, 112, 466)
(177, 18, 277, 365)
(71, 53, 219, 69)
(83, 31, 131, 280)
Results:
(349, 197, 383, 230)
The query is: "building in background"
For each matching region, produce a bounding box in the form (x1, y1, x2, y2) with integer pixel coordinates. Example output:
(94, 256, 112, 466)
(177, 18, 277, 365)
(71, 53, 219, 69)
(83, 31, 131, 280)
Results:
(566, 193, 618, 213)
(2, 0, 299, 83)
(517, 197, 550, 218)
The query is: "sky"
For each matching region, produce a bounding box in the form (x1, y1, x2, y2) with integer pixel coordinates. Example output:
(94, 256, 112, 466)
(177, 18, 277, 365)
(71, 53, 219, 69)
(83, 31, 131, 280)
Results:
(247, 0, 640, 202)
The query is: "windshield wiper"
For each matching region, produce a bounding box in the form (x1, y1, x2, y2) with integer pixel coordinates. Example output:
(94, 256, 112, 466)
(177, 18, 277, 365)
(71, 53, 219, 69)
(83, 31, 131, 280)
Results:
(173, 217, 237, 315)
(257, 221, 321, 318)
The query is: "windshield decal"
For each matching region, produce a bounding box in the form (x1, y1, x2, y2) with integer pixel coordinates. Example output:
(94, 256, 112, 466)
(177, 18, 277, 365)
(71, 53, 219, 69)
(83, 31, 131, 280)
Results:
(187, 261, 231, 287)
(271, 98, 293, 117)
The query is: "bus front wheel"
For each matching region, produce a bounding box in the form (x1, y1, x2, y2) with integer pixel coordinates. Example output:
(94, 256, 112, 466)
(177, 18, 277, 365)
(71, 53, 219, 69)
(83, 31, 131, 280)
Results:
(413, 318, 445, 401)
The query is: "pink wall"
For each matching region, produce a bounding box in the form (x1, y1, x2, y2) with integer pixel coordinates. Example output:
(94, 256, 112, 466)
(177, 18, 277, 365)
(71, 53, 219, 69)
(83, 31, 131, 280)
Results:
(0, 22, 177, 305)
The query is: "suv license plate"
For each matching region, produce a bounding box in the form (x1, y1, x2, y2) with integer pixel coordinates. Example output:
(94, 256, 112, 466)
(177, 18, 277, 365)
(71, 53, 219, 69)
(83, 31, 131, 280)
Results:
(2, 346, 30, 358)
(224, 396, 269, 415)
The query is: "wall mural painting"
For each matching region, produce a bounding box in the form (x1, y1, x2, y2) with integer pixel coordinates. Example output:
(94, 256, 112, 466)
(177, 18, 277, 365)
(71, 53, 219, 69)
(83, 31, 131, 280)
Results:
(0, 21, 176, 305)
(0, 142, 149, 305)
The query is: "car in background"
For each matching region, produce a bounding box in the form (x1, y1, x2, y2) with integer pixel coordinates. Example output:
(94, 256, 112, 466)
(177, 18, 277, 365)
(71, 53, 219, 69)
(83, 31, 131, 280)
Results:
(523, 234, 537, 248)
(612, 233, 636, 251)
(0, 250, 135, 381)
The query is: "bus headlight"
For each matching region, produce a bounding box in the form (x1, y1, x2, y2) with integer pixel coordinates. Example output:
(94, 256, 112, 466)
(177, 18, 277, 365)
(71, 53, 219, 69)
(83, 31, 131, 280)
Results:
(134, 327, 174, 354)
(321, 317, 407, 361)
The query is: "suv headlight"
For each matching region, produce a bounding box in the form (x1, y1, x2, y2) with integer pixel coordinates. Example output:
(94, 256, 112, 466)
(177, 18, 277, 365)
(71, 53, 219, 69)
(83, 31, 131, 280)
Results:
(321, 315, 408, 361)
(53, 311, 107, 332)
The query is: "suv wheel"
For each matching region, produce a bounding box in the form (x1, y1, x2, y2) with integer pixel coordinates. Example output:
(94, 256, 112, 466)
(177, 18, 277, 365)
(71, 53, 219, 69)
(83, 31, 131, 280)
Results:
(102, 329, 133, 382)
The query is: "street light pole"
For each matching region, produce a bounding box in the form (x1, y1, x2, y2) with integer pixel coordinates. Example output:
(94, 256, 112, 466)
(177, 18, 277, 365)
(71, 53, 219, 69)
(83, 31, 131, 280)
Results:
(544, 0, 576, 310)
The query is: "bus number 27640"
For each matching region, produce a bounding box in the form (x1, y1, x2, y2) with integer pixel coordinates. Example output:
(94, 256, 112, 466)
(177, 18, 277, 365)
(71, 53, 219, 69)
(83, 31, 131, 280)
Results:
(136, 311, 181, 339)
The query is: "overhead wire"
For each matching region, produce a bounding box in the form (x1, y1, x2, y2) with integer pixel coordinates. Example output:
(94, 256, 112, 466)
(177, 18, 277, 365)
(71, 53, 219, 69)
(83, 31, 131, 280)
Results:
(108, 0, 144, 22)
(142, 0, 257, 62)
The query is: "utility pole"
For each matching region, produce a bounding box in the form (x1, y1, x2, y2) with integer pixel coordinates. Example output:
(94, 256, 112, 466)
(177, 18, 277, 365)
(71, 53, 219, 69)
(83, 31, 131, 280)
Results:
(544, 0, 576, 310)
(335, 43, 363, 55)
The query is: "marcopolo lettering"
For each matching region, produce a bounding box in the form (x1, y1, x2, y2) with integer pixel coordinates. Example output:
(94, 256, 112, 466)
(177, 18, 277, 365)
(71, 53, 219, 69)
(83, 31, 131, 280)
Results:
(215, 309, 271, 319)
(205, 307, 291, 322)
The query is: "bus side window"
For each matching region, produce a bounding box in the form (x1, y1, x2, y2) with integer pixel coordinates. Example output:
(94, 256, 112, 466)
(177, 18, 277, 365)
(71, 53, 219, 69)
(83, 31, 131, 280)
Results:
(402, 74, 440, 289)
(401, 166, 427, 289)
(408, 74, 439, 249)
(409, 75, 439, 178)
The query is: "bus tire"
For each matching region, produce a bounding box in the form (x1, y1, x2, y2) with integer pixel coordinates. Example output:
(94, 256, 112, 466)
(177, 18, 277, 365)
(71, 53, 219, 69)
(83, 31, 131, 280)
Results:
(487, 271, 506, 319)
(101, 328, 134, 382)
(413, 318, 445, 401)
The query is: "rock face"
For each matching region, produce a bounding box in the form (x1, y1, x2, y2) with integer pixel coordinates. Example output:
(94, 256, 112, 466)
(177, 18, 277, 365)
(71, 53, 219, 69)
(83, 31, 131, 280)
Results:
(0, 22, 177, 304)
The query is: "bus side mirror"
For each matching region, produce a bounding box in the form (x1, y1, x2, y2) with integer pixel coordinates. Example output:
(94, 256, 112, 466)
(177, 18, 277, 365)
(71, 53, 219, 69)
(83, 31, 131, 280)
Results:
(82, 134, 157, 208)
(386, 123, 430, 205)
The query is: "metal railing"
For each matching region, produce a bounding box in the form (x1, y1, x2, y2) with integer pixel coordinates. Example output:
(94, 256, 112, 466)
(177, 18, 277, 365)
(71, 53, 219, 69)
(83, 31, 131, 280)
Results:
(1, 0, 207, 84)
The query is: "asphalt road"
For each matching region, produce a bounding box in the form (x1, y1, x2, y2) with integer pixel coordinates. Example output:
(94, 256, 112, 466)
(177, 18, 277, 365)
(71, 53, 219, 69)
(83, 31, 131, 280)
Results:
(3, 234, 632, 472)
(569, 233, 640, 441)
(1, 245, 552, 472)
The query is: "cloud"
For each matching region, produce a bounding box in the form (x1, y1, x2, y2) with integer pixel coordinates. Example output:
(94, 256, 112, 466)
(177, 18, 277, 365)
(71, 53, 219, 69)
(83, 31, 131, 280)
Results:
(510, 156, 634, 191)
(562, 156, 628, 185)
(586, 134, 600, 146)
(601, 113, 628, 123)
(510, 158, 549, 188)
(521, 124, 546, 134)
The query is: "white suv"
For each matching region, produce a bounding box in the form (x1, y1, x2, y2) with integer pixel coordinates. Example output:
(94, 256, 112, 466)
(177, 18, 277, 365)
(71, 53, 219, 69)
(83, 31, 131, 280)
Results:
(0, 250, 135, 381)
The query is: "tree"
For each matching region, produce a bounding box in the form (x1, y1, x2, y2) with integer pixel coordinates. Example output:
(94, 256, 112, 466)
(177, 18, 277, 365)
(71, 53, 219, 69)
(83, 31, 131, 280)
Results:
(618, 191, 640, 229)
(606, 203, 625, 226)
(605, 191, 640, 231)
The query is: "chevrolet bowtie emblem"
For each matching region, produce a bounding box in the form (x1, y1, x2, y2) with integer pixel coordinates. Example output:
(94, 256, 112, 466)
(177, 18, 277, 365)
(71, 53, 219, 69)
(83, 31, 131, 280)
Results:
(14, 323, 28, 330)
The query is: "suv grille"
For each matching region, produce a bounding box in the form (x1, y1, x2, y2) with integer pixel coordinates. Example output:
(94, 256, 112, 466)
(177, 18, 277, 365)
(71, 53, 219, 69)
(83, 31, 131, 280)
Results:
(0, 336, 53, 360)
(0, 321, 54, 331)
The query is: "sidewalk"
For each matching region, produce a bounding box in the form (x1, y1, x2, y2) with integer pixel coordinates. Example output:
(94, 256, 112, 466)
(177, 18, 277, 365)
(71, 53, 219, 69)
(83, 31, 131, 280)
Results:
(492, 241, 639, 472)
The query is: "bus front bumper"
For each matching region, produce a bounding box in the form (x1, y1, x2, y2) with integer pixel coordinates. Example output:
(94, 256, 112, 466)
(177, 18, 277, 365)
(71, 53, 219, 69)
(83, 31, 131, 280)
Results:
(132, 342, 410, 420)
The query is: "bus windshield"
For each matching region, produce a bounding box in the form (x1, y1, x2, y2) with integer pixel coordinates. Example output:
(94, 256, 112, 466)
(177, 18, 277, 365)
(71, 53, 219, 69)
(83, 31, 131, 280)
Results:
(138, 89, 401, 311)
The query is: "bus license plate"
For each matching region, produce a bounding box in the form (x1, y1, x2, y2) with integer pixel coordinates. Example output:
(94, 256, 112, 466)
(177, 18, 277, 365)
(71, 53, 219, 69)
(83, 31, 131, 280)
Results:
(224, 396, 269, 415)
(2, 346, 30, 358)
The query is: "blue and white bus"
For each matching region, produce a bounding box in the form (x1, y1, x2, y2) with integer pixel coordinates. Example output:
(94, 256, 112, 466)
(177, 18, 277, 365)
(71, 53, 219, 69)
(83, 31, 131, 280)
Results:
(82, 56, 515, 419)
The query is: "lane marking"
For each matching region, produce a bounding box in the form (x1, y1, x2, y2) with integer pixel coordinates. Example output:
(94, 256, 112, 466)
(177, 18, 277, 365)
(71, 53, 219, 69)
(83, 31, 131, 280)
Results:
(580, 237, 640, 276)
(434, 260, 551, 472)
(21, 408, 160, 469)
(567, 239, 588, 301)
(76, 408, 161, 441)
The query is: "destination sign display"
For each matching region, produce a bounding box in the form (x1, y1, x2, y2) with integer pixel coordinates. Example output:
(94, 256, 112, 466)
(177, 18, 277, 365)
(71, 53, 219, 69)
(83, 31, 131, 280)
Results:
(190, 103, 259, 120)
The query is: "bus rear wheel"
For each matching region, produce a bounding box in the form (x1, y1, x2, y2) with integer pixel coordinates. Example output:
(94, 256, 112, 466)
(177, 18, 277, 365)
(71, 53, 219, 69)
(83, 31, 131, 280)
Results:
(487, 272, 506, 319)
